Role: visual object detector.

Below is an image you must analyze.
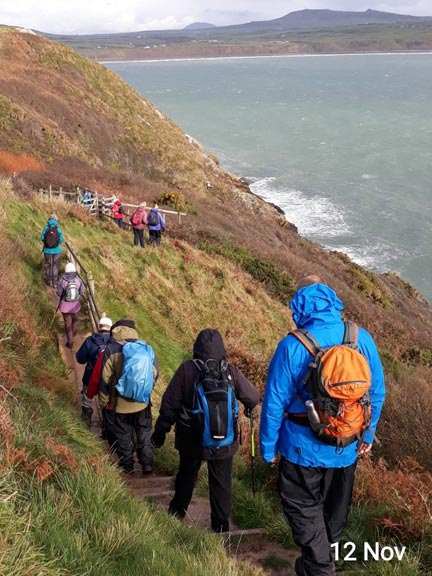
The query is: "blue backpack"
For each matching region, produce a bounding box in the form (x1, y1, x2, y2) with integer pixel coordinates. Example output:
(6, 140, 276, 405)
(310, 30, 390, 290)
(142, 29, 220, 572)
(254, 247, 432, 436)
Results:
(192, 359, 239, 449)
(115, 340, 155, 403)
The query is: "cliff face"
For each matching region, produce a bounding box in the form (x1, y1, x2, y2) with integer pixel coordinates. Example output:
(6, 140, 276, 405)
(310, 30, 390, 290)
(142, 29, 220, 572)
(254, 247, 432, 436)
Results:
(2, 27, 432, 466)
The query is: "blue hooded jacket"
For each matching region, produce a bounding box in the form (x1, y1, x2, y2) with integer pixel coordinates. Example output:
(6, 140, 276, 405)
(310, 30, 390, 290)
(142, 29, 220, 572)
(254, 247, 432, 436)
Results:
(260, 283, 386, 468)
(40, 219, 63, 254)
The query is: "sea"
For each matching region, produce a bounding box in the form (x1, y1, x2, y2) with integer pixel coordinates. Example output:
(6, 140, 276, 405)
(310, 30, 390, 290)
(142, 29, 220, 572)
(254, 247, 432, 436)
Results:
(105, 53, 432, 302)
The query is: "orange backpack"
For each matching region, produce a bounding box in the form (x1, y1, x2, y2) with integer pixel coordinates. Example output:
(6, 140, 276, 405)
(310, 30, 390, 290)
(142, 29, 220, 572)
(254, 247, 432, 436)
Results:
(291, 321, 372, 449)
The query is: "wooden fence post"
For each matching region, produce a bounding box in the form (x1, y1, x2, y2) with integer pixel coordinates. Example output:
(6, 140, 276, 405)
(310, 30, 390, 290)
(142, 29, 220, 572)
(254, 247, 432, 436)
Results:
(49, 185, 52, 199)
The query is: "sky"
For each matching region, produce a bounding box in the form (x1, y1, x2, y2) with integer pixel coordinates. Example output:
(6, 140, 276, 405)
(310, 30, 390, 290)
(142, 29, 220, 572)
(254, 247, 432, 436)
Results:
(1, 0, 431, 35)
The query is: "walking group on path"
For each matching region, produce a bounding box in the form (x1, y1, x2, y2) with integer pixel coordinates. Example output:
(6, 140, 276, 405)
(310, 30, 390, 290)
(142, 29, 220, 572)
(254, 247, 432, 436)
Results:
(41, 207, 386, 575)
(112, 198, 166, 247)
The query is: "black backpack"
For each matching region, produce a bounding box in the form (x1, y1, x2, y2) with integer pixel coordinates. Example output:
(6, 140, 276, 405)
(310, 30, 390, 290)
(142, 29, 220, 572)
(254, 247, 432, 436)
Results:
(192, 359, 239, 449)
(147, 209, 159, 226)
(44, 225, 59, 248)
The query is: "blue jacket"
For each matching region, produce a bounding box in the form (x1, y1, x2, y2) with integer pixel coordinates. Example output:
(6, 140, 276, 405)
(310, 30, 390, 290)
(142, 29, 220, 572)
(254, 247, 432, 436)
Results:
(147, 209, 166, 232)
(260, 283, 386, 468)
(75, 331, 111, 387)
(40, 219, 63, 254)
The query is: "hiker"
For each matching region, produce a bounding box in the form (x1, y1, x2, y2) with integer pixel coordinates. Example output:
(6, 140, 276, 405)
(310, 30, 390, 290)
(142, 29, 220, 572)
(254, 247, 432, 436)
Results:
(99, 318, 158, 474)
(147, 203, 166, 247)
(40, 213, 63, 287)
(111, 198, 124, 228)
(151, 328, 260, 533)
(259, 276, 386, 576)
(55, 262, 85, 349)
(130, 202, 148, 248)
(75, 315, 113, 427)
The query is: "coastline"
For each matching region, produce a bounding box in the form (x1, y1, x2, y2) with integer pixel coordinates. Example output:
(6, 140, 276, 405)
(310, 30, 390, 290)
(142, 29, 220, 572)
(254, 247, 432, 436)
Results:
(99, 50, 432, 65)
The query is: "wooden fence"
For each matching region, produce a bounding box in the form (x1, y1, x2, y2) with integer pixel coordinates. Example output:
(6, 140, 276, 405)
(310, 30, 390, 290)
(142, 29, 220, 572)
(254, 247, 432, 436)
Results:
(39, 186, 186, 224)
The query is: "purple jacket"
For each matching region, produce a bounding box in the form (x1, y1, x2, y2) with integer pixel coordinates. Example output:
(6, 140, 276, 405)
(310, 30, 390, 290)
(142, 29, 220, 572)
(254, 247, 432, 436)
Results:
(147, 209, 166, 232)
(56, 273, 85, 313)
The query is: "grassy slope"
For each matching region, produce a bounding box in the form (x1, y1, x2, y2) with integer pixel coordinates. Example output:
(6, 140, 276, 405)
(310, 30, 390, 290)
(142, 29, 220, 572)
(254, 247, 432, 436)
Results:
(0, 177, 266, 576)
(2, 180, 432, 574)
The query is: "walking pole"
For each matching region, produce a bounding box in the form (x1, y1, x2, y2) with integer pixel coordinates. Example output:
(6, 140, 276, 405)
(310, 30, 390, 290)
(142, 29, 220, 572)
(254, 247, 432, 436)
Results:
(250, 410, 257, 496)
(48, 300, 60, 330)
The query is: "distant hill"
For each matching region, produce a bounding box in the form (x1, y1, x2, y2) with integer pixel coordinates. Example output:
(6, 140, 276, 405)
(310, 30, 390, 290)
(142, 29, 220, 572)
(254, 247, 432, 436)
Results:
(231, 8, 431, 32)
(183, 22, 216, 30)
(39, 8, 432, 61)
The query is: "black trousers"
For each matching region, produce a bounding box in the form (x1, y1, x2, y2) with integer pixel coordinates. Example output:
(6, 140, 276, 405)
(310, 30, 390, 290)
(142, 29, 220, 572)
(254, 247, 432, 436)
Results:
(133, 228, 145, 247)
(110, 407, 153, 471)
(169, 453, 233, 532)
(278, 458, 357, 576)
(149, 229, 162, 246)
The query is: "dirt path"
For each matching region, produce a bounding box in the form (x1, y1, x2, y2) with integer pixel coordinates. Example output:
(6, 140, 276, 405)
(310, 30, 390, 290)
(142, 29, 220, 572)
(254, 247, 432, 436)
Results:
(49, 286, 298, 575)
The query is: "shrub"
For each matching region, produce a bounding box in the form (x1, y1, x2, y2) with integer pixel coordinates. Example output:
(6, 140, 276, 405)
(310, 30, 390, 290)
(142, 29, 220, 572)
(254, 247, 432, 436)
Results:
(0, 151, 46, 175)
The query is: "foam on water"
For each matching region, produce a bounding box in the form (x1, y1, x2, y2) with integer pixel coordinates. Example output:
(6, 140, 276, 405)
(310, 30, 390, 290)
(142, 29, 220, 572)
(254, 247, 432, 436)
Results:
(251, 177, 350, 238)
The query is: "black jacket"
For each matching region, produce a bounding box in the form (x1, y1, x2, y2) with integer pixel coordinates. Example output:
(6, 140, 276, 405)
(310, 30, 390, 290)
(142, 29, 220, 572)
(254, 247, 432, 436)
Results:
(154, 329, 260, 460)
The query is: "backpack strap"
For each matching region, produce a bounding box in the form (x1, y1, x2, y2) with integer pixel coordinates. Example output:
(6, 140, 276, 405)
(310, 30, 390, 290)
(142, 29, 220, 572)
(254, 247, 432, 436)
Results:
(343, 321, 358, 347)
(290, 329, 322, 357)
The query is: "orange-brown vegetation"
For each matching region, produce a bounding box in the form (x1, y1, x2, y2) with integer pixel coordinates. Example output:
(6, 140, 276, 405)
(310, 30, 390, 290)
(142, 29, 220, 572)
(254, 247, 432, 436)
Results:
(0, 151, 46, 175)
(355, 457, 432, 541)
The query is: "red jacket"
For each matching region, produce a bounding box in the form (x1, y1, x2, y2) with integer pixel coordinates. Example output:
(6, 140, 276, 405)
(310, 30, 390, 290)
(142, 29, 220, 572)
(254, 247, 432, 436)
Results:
(112, 200, 123, 220)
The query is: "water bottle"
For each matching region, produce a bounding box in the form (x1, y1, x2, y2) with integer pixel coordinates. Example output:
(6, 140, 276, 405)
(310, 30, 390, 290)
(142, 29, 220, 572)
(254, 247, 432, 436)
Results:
(305, 400, 321, 433)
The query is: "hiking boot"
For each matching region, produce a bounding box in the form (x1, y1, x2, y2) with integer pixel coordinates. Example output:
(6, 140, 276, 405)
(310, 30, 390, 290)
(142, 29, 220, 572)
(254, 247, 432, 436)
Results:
(122, 467, 135, 475)
(65, 342, 73, 349)
(81, 406, 93, 428)
(142, 464, 153, 474)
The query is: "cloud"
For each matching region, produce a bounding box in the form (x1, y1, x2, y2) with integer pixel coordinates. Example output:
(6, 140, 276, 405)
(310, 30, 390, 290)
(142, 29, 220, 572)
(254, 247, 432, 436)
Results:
(0, 0, 430, 34)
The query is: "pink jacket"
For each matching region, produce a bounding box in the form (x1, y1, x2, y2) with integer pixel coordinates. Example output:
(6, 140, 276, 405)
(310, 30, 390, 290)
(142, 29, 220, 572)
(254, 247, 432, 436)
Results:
(130, 207, 148, 230)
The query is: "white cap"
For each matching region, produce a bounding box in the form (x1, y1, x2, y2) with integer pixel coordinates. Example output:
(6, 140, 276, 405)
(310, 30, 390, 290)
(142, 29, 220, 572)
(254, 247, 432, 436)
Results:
(98, 316, 113, 329)
(65, 262, 76, 273)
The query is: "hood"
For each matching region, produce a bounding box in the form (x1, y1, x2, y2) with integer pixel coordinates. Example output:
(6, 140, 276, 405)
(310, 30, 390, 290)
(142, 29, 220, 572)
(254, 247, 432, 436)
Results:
(289, 283, 344, 328)
(193, 329, 226, 361)
(114, 200, 121, 206)
(63, 272, 77, 281)
(93, 331, 111, 345)
(47, 219, 58, 227)
(111, 325, 138, 342)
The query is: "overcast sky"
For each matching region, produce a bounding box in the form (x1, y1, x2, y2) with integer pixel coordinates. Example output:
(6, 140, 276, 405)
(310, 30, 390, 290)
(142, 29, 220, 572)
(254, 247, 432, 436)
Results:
(1, 0, 431, 35)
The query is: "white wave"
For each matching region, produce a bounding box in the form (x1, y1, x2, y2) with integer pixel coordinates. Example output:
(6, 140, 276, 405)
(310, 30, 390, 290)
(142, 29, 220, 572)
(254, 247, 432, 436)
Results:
(251, 177, 350, 238)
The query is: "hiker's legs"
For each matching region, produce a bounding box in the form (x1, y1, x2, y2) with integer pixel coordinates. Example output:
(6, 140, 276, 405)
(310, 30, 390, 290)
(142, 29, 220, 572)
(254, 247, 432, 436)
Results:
(137, 229, 145, 247)
(111, 413, 135, 472)
(169, 452, 202, 518)
(155, 230, 162, 246)
(134, 406, 154, 469)
(116, 218, 124, 229)
(70, 312, 78, 338)
(207, 457, 233, 532)
(44, 253, 52, 285)
(149, 230, 157, 247)
(133, 228, 140, 246)
(51, 253, 61, 286)
(278, 458, 335, 576)
(323, 462, 357, 550)
(102, 408, 117, 448)
(62, 313, 74, 348)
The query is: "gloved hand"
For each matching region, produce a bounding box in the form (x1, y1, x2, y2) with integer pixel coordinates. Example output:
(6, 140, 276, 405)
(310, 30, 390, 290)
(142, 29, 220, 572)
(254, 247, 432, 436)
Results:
(151, 430, 166, 449)
(244, 406, 254, 418)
